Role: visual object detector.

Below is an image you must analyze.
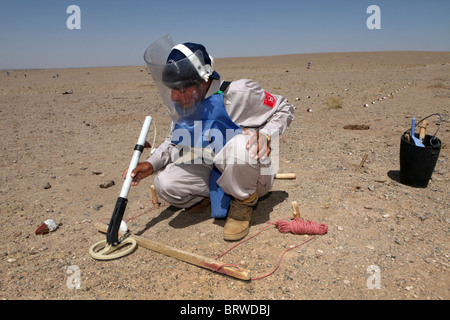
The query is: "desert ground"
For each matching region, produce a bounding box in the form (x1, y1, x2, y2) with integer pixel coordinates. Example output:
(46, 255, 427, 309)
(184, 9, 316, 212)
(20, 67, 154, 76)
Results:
(0, 51, 449, 301)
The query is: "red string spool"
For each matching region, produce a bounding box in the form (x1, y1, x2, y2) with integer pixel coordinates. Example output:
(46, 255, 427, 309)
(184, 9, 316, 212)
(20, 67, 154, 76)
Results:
(275, 217, 328, 235)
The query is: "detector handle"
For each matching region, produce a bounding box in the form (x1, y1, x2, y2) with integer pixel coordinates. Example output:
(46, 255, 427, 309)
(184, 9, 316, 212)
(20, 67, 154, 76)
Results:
(120, 116, 153, 198)
(106, 116, 152, 246)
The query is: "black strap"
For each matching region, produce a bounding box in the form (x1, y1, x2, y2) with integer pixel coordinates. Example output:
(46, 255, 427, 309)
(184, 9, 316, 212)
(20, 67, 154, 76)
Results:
(215, 81, 231, 94)
(134, 144, 144, 152)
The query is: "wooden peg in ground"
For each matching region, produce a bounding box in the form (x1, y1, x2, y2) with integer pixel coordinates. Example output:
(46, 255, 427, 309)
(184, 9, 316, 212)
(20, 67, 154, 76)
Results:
(292, 201, 300, 219)
(359, 153, 369, 168)
(151, 185, 160, 208)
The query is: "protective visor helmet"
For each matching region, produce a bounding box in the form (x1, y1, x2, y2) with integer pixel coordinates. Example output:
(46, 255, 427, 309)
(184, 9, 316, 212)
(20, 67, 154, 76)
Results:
(144, 34, 219, 122)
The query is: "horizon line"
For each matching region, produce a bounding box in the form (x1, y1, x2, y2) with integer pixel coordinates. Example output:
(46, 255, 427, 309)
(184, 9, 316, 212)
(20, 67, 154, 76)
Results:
(2, 49, 449, 71)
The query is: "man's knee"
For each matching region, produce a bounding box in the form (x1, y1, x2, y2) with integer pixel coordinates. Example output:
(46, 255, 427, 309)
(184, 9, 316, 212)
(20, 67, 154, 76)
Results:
(153, 171, 174, 199)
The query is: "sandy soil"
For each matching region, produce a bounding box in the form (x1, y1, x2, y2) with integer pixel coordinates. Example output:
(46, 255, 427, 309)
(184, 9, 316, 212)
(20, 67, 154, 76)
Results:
(0, 51, 449, 301)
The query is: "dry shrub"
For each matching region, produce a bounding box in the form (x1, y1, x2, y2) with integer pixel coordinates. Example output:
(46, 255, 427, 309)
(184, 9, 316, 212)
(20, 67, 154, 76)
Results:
(325, 96, 343, 109)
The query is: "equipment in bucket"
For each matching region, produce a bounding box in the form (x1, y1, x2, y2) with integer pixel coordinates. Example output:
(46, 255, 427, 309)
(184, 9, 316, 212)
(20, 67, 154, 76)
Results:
(418, 120, 429, 142)
(409, 117, 425, 147)
(400, 113, 442, 188)
(89, 116, 153, 260)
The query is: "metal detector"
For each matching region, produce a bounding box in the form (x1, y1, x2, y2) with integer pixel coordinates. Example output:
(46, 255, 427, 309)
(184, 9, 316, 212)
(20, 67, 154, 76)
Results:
(89, 116, 152, 260)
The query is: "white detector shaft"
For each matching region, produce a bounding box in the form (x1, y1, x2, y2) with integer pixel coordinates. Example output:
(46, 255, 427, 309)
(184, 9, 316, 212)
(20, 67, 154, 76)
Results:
(120, 116, 153, 198)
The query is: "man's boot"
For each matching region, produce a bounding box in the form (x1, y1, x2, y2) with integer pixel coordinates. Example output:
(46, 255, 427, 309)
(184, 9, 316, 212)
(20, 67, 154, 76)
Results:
(223, 192, 258, 241)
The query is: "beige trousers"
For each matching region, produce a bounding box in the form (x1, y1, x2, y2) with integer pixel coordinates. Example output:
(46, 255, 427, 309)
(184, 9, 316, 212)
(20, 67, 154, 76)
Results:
(153, 134, 274, 208)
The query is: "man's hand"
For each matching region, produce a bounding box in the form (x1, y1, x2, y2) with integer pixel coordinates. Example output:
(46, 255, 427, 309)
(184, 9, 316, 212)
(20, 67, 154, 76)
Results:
(243, 129, 271, 160)
(122, 161, 154, 186)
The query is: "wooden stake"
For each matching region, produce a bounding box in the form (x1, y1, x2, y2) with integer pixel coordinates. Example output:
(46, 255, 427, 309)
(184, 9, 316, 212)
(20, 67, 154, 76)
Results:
(404, 133, 411, 143)
(292, 201, 300, 219)
(274, 173, 296, 179)
(419, 120, 429, 141)
(359, 153, 368, 168)
(151, 185, 160, 208)
(94, 223, 251, 281)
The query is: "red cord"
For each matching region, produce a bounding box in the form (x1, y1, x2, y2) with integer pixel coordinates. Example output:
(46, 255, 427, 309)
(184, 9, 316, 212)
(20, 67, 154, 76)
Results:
(276, 217, 328, 235)
(215, 217, 328, 280)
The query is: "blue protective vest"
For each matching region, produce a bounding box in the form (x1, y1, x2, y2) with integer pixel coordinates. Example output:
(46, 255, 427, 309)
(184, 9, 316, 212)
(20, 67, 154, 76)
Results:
(171, 91, 241, 218)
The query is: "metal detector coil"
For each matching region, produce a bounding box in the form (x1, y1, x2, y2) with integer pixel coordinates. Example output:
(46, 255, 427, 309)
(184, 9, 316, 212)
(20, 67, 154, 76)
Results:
(89, 237, 137, 261)
(89, 116, 152, 260)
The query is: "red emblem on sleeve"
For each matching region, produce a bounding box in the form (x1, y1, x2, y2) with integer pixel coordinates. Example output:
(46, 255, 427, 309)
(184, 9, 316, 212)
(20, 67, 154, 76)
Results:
(263, 91, 276, 108)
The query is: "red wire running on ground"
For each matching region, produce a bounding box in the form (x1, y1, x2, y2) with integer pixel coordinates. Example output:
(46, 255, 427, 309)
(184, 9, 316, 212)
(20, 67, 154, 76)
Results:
(215, 217, 328, 280)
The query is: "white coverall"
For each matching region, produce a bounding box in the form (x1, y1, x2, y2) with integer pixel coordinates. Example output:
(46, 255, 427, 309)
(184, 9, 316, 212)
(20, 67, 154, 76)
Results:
(146, 78, 294, 208)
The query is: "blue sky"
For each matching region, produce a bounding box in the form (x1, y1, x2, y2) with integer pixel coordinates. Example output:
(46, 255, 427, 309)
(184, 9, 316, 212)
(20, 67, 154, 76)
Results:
(0, 0, 449, 69)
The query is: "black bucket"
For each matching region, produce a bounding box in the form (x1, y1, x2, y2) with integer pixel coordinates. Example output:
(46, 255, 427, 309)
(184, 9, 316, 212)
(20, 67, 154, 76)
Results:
(399, 114, 442, 188)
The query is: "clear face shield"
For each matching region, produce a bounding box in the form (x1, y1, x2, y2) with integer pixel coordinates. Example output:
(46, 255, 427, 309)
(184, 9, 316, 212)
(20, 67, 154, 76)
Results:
(144, 35, 211, 123)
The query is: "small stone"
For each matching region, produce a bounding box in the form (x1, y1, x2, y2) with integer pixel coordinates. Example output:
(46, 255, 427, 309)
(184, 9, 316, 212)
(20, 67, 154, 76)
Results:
(43, 182, 51, 189)
(100, 180, 115, 188)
